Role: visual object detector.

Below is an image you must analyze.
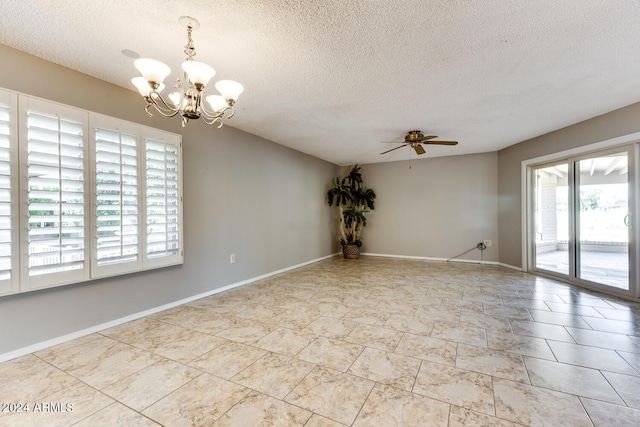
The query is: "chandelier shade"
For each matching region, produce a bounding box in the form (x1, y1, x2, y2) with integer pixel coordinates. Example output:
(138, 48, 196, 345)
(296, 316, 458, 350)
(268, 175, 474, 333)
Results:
(133, 58, 171, 86)
(131, 16, 243, 127)
(215, 80, 245, 102)
(181, 61, 216, 87)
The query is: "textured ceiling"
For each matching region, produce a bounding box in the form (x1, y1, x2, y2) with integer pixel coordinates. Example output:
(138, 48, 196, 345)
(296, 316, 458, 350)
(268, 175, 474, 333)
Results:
(1, 1, 639, 165)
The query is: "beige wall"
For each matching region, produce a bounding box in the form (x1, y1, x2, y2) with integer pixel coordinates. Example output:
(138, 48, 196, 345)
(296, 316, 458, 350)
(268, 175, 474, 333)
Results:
(359, 153, 499, 263)
(497, 101, 640, 268)
(0, 44, 339, 354)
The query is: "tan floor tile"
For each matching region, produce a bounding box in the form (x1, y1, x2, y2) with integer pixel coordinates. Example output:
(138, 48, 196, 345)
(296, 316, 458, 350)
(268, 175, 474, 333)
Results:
(253, 327, 317, 357)
(152, 306, 242, 334)
(303, 317, 359, 339)
(456, 344, 529, 383)
(0, 381, 113, 427)
(74, 402, 161, 426)
(0, 354, 81, 402)
(583, 316, 640, 336)
(231, 352, 315, 399)
(431, 322, 488, 347)
(487, 330, 556, 360)
(493, 378, 593, 426)
(619, 350, 640, 373)
(581, 397, 640, 427)
(284, 366, 374, 425)
(215, 318, 279, 344)
(142, 373, 249, 426)
(482, 304, 533, 321)
(394, 333, 458, 366)
(524, 356, 624, 404)
(188, 340, 267, 379)
(547, 340, 637, 374)
(344, 324, 403, 352)
(353, 383, 450, 427)
(601, 372, 640, 409)
(267, 309, 321, 330)
(33, 333, 102, 360)
(343, 307, 392, 326)
(213, 391, 312, 426)
(415, 305, 463, 323)
(303, 414, 348, 427)
(509, 319, 576, 342)
(448, 406, 524, 427)
(102, 359, 202, 411)
(459, 312, 512, 333)
(383, 314, 434, 335)
(414, 361, 494, 415)
(528, 309, 592, 328)
(565, 326, 640, 352)
(347, 347, 421, 390)
(297, 336, 364, 372)
(375, 300, 419, 315)
(39, 334, 129, 372)
(42, 337, 163, 389)
(312, 302, 353, 317)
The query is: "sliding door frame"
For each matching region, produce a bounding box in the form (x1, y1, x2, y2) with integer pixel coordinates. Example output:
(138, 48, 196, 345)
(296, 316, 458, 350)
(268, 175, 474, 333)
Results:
(522, 134, 640, 300)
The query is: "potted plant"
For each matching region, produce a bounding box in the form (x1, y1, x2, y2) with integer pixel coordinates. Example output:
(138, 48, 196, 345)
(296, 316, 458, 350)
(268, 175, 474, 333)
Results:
(327, 164, 376, 259)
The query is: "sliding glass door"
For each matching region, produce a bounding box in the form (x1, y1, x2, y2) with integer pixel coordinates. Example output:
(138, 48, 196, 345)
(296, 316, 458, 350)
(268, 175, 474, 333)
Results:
(531, 145, 637, 296)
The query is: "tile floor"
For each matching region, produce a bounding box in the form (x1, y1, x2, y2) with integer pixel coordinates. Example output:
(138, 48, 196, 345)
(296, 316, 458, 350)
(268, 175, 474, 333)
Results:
(2, 256, 640, 426)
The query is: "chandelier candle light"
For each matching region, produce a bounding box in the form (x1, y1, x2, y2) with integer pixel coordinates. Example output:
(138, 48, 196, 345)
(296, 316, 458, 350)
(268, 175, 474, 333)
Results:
(132, 16, 243, 127)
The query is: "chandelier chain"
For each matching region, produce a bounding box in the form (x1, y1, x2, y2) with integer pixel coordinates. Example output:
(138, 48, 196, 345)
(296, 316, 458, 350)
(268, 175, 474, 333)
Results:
(184, 25, 196, 61)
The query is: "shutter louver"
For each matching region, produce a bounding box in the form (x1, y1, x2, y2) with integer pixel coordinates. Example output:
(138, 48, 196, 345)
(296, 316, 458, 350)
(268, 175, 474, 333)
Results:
(0, 104, 11, 282)
(27, 111, 85, 276)
(146, 138, 180, 259)
(95, 127, 139, 267)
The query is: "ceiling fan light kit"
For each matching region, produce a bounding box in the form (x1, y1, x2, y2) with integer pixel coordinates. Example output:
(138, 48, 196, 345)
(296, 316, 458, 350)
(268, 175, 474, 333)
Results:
(131, 16, 243, 128)
(380, 130, 458, 155)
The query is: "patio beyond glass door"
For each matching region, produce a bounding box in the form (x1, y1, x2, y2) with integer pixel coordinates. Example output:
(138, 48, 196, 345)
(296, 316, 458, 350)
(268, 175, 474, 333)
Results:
(534, 163, 570, 276)
(576, 152, 629, 289)
(532, 145, 635, 295)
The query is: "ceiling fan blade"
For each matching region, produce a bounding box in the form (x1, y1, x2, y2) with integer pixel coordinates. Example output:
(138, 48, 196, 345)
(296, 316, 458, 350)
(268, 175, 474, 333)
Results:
(413, 144, 426, 155)
(412, 135, 438, 141)
(380, 144, 407, 155)
(424, 141, 458, 145)
(380, 140, 405, 144)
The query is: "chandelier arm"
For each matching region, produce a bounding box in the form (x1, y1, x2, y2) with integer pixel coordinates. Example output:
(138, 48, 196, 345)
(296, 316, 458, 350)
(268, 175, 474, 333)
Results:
(199, 100, 225, 120)
(200, 114, 225, 128)
(147, 91, 181, 117)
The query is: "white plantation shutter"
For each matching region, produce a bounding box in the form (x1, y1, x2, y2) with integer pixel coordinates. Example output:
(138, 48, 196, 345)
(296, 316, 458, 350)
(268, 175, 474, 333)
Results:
(0, 90, 181, 296)
(91, 116, 141, 276)
(0, 90, 17, 295)
(144, 129, 182, 268)
(19, 97, 89, 289)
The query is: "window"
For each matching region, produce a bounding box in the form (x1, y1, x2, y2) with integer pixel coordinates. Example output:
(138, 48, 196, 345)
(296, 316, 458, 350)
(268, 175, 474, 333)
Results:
(90, 115, 142, 277)
(0, 90, 182, 296)
(0, 90, 17, 295)
(143, 129, 182, 268)
(19, 97, 89, 290)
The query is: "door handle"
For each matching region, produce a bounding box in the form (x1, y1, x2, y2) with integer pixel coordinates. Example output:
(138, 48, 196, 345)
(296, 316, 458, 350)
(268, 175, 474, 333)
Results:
(624, 214, 631, 227)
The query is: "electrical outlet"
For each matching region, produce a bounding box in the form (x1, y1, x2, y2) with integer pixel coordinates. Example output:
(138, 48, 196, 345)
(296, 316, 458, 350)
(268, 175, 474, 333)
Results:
(483, 240, 492, 247)
(230, 254, 235, 264)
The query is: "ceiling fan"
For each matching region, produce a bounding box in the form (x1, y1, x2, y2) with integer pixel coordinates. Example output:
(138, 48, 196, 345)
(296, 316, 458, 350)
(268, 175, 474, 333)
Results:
(381, 130, 458, 155)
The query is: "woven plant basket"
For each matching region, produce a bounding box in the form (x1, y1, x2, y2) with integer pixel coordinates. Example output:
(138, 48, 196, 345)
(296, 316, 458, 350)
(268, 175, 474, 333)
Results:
(342, 244, 360, 259)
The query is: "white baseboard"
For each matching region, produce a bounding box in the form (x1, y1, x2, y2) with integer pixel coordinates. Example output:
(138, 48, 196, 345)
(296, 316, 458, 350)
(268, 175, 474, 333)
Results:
(0, 253, 337, 363)
(361, 252, 502, 266)
(497, 262, 524, 271)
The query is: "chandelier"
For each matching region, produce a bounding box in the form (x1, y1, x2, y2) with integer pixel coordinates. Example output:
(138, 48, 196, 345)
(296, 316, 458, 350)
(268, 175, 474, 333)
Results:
(131, 16, 243, 128)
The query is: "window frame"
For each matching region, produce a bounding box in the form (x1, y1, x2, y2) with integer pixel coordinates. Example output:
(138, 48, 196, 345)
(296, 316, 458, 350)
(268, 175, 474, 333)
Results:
(0, 89, 183, 297)
(0, 89, 19, 295)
